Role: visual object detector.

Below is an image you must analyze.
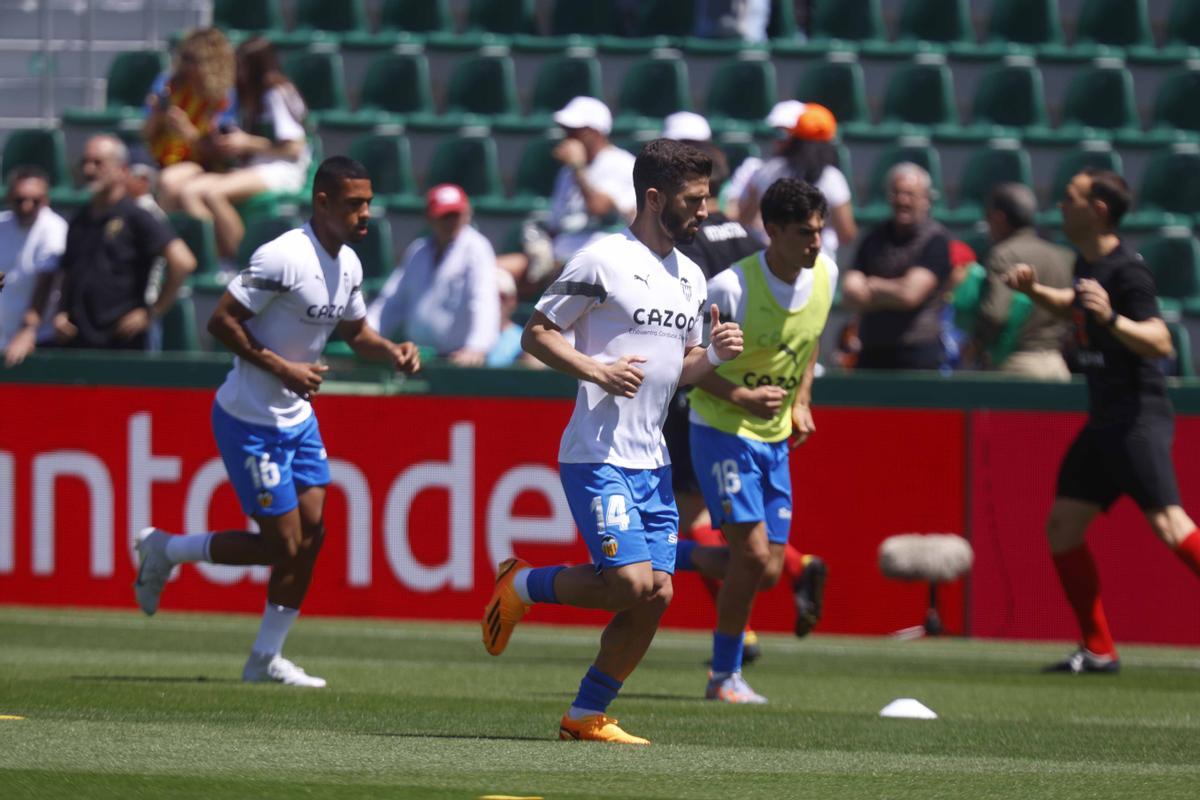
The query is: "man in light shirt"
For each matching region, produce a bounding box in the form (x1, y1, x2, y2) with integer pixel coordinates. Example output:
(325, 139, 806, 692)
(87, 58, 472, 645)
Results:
(0, 167, 67, 366)
(367, 184, 498, 366)
(498, 96, 637, 284)
(132, 157, 420, 687)
(481, 139, 744, 745)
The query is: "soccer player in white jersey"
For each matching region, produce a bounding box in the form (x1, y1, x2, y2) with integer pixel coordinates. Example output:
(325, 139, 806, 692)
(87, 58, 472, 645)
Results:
(676, 178, 835, 703)
(132, 157, 420, 686)
(481, 139, 744, 745)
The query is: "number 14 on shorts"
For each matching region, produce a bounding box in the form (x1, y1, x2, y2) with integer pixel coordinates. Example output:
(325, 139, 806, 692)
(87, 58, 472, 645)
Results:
(590, 495, 630, 533)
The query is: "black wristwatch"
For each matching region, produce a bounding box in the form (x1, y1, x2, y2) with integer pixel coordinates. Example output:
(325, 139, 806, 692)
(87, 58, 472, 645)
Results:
(1106, 309, 1119, 328)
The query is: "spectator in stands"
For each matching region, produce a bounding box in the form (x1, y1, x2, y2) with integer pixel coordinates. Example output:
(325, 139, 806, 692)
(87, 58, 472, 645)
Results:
(976, 183, 1074, 380)
(175, 37, 312, 261)
(694, 0, 772, 42)
(368, 184, 499, 366)
(840, 162, 951, 370)
(46, 135, 196, 352)
(737, 103, 856, 263)
(1, 167, 68, 367)
(724, 99, 804, 218)
(144, 27, 236, 208)
(488, 268, 536, 368)
(497, 97, 637, 288)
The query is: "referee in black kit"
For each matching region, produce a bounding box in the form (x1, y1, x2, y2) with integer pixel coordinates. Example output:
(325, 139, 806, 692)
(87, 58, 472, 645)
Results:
(1006, 168, 1200, 674)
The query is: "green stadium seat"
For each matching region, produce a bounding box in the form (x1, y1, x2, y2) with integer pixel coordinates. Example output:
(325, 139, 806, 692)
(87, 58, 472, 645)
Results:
(1131, 0, 1200, 62)
(319, 52, 433, 130)
(1040, 0, 1152, 61)
(341, 0, 452, 48)
(160, 288, 200, 352)
(766, 0, 799, 40)
(509, 0, 611, 52)
(615, 57, 690, 133)
(282, 51, 347, 123)
(292, 0, 368, 39)
(424, 135, 504, 210)
(428, 0, 534, 50)
(1, 128, 69, 198)
(982, 0, 1063, 55)
(1035, 145, 1123, 226)
(212, 0, 283, 35)
(704, 56, 777, 134)
(347, 134, 419, 211)
(806, 0, 886, 48)
(1030, 63, 1139, 145)
(793, 56, 870, 135)
(513, 134, 564, 207)
(526, 55, 603, 127)
(350, 216, 396, 294)
(1138, 232, 1200, 318)
(435, 54, 520, 130)
(876, 60, 959, 140)
(896, 0, 974, 51)
(962, 61, 1050, 140)
(1146, 68, 1200, 144)
(168, 213, 220, 278)
(1123, 147, 1200, 229)
(944, 144, 1032, 225)
(1166, 320, 1196, 376)
(61, 50, 168, 127)
(859, 141, 945, 224)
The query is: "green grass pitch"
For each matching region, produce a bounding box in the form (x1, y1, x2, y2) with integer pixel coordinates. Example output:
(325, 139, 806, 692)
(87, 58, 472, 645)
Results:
(2, 606, 1198, 799)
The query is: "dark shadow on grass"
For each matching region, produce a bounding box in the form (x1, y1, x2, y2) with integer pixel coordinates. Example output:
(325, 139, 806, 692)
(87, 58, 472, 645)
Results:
(71, 675, 239, 684)
(366, 731, 549, 743)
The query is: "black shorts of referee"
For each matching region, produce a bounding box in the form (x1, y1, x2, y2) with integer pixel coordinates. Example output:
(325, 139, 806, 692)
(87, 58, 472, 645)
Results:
(664, 389, 700, 495)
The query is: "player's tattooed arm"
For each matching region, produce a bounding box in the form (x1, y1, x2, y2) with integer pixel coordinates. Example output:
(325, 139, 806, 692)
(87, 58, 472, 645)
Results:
(208, 292, 329, 400)
(522, 310, 646, 398)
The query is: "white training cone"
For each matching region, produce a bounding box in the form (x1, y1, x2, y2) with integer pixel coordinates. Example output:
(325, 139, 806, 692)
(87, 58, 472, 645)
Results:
(879, 698, 938, 720)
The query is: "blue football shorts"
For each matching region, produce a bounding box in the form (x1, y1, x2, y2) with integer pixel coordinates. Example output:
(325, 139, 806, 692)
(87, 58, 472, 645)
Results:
(689, 423, 793, 544)
(559, 462, 679, 574)
(211, 401, 331, 518)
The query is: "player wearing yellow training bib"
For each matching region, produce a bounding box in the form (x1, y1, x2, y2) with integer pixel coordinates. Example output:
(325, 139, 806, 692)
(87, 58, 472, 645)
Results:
(676, 178, 836, 703)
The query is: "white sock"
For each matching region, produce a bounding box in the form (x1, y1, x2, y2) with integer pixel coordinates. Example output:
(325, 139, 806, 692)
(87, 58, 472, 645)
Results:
(567, 705, 602, 720)
(165, 533, 212, 564)
(251, 603, 299, 656)
(512, 569, 533, 604)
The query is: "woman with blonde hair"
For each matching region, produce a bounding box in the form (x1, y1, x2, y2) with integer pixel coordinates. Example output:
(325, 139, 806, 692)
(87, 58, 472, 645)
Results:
(143, 27, 236, 207)
(173, 37, 311, 260)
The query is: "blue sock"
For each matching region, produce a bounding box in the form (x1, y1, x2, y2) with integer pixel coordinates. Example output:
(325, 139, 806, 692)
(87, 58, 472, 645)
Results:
(572, 666, 622, 714)
(712, 631, 744, 675)
(526, 565, 564, 604)
(675, 539, 698, 571)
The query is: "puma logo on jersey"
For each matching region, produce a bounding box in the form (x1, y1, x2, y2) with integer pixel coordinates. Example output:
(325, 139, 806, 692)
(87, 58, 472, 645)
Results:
(634, 274, 649, 287)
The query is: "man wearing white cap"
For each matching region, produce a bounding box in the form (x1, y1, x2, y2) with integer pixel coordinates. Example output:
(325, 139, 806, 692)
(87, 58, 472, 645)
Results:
(723, 100, 806, 220)
(661, 111, 713, 144)
(500, 97, 637, 284)
(368, 183, 499, 365)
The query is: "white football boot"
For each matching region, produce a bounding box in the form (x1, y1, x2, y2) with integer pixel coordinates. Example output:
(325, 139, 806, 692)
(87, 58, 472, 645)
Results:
(133, 527, 174, 616)
(242, 653, 327, 688)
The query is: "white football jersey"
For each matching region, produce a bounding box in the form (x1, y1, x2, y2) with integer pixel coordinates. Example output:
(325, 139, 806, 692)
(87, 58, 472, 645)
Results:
(215, 223, 367, 428)
(536, 230, 708, 469)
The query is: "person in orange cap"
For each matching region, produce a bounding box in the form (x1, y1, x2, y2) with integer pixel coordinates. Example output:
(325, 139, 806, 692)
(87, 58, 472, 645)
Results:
(737, 102, 857, 264)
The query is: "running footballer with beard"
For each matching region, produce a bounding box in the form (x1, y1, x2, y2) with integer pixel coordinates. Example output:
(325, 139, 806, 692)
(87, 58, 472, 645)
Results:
(481, 139, 744, 745)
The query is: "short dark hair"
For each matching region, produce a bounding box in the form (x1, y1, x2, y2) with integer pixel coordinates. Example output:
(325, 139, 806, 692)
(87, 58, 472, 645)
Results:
(987, 182, 1036, 229)
(760, 178, 828, 229)
(632, 138, 712, 211)
(313, 156, 370, 200)
(1081, 168, 1131, 226)
(6, 165, 50, 189)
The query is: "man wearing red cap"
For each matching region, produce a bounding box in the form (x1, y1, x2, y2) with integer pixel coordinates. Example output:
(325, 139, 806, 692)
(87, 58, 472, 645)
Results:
(367, 183, 500, 366)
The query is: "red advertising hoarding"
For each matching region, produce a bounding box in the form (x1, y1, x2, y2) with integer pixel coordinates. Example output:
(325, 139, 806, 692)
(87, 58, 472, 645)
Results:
(0, 386, 966, 636)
